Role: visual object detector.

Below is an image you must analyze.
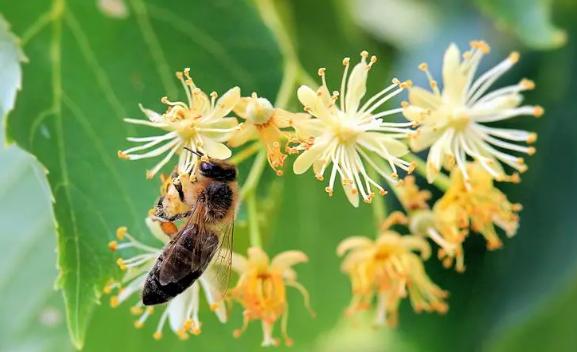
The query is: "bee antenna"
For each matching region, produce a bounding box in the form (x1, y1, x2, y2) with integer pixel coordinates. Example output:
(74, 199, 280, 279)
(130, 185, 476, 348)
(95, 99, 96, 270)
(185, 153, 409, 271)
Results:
(183, 146, 204, 157)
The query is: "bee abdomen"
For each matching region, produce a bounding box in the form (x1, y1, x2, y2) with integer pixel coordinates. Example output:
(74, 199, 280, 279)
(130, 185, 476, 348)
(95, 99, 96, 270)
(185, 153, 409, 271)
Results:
(141, 259, 202, 305)
(142, 227, 219, 306)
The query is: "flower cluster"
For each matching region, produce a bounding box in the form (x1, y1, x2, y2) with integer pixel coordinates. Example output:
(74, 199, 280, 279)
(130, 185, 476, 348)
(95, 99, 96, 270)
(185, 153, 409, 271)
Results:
(113, 39, 540, 346)
(338, 212, 448, 326)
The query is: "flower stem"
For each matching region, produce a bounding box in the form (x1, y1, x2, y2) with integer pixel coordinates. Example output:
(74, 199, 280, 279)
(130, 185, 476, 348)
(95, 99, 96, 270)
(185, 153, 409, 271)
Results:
(404, 152, 451, 191)
(230, 142, 261, 165)
(241, 151, 267, 248)
(247, 192, 262, 248)
(240, 150, 267, 199)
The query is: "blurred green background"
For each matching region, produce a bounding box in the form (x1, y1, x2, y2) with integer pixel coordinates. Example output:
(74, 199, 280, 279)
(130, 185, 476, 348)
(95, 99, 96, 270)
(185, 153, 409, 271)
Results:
(0, 0, 576, 351)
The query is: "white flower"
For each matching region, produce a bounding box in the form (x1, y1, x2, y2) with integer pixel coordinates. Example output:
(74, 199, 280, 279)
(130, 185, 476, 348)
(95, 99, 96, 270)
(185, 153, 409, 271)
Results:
(106, 218, 227, 340)
(292, 51, 414, 207)
(118, 68, 240, 179)
(404, 41, 542, 184)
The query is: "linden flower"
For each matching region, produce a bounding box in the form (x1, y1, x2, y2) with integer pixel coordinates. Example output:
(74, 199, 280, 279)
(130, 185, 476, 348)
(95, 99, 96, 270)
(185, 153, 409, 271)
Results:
(410, 162, 521, 272)
(293, 51, 415, 207)
(231, 247, 313, 347)
(403, 41, 542, 184)
(105, 218, 227, 339)
(118, 68, 240, 179)
(337, 212, 448, 327)
(229, 93, 314, 175)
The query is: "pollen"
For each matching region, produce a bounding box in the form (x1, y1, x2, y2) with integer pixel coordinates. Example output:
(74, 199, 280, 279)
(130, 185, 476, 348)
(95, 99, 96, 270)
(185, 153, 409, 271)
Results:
(508, 51, 520, 63)
(533, 106, 544, 117)
(116, 258, 127, 271)
(107, 240, 118, 252)
(134, 320, 144, 329)
(153, 331, 162, 340)
(130, 305, 144, 315)
(110, 296, 120, 308)
(520, 78, 535, 90)
(116, 226, 127, 240)
(470, 40, 491, 54)
(117, 151, 129, 159)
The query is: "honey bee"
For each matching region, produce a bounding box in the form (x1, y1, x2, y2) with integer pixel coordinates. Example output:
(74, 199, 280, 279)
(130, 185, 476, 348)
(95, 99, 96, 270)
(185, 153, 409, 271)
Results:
(142, 152, 238, 305)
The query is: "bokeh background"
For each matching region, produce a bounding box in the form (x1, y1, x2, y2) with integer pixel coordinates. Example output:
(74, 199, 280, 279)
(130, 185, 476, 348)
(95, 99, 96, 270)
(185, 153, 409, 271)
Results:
(0, 0, 576, 351)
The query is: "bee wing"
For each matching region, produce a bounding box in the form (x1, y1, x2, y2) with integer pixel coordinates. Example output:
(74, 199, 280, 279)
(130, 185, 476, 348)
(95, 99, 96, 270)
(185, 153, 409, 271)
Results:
(210, 221, 234, 297)
(157, 221, 219, 286)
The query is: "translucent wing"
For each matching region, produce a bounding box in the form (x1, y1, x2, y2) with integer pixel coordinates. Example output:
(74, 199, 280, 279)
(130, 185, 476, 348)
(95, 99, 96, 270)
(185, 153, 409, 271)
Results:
(157, 219, 219, 286)
(210, 220, 234, 298)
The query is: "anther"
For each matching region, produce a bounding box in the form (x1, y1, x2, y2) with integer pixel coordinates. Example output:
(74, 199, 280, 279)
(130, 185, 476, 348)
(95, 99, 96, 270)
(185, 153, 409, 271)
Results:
(176, 71, 183, 79)
(116, 258, 127, 271)
(325, 187, 334, 196)
(369, 55, 377, 66)
(418, 63, 428, 71)
(117, 151, 129, 160)
(508, 51, 520, 63)
(110, 296, 120, 308)
(392, 78, 400, 85)
(342, 57, 350, 66)
(160, 96, 169, 104)
(471, 40, 490, 54)
(116, 227, 127, 240)
(360, 50, 369, 58)
(520, 79, 535, 90)
(134, 320, 144, 329)
(527, 147, 536, 155)
(399, 80, 413, 89)
(210, 91, 218, 99)
(108, 241, 118, 252)
(317, 68, 326, 77)
(153, 331, 162, 340)
(533, 106, 544, 117)
(527, 133, 538, 143)
(131, 306, 143, 315)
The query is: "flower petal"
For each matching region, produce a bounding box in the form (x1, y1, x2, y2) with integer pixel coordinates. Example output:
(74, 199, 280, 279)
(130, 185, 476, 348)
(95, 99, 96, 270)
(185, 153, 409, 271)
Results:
(408, 87, 442, 110)
(442, 43, 466, 104)
(293, 140, 328, 174)
(271, 250, 308, 271)
(168, 284, 195, 332)
(227, 123, 258, 147)
(342, 181, 360, 207)
(247, 246, 270, 266)
(202, 138, 232, 160)
(297, 85, 332, 120)
(231, 251, 248, 274)
(345, 61, 368, 113)
(336, 236, 373, 256)
(212, 87, 241, 119)
(139, 104, 163, 122)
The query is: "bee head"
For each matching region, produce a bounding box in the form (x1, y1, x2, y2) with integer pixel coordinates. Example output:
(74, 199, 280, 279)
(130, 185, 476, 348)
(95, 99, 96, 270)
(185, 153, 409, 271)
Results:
(199, 160, 237, 182)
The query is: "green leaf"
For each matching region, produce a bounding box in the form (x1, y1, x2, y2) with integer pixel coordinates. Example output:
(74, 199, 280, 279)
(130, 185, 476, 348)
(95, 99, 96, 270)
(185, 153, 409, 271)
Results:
(0, 16, 69, 351)
(3, 0, 282, 348)
(476, 0, 567, 49)
(0, 14, 26, 118)
(487, 276, 577, 352)
(0, 138, 71, 352)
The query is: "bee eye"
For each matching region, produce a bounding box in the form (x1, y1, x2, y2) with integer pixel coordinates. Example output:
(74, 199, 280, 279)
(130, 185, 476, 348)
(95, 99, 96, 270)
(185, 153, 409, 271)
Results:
(200, 162, 213, 173)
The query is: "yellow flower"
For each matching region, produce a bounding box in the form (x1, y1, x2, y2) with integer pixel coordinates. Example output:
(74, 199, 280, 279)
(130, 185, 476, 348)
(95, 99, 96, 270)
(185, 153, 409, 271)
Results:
(292, 51, 415, 207)
(337, 212, 448, 327)
(410, 162, 521, 272)
(229, 93, 313, 175)
(231, 247, 313, 347)
(118, 68, 240, 179)
(403, 41, 542, 184)
(106, 218, 227, 339)
(396, 175, 431, 211)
